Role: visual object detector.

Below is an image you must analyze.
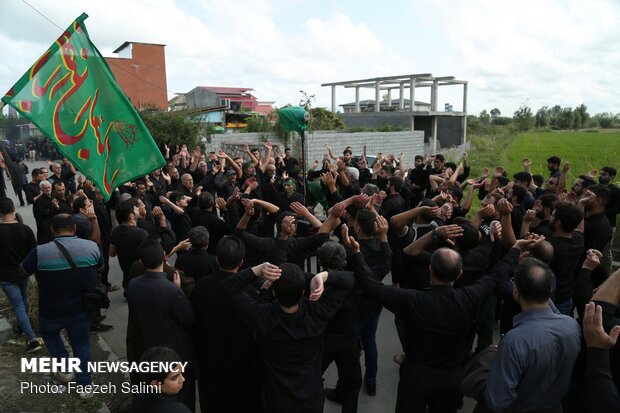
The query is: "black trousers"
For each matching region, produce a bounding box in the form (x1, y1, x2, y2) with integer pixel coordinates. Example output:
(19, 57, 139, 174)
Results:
(321, 334, 362, 413)
(396, 363, 461, 413)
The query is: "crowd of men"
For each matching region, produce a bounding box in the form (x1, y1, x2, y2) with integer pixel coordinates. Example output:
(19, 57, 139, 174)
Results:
(1, 141, 619, 413)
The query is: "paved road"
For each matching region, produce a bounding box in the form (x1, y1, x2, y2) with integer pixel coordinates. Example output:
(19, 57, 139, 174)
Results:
(5, 159, 478, 412)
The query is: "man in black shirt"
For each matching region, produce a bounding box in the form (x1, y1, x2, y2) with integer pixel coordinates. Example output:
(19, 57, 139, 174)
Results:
(235, 198, 341, 268)
(174, 226, 217, 281)
(189, 192, 233, 254)
(33, 180, 57, 244)
(283, 147, 300, 179)
(580, 185, 613, 290)
(110, 199, 149, 293)
(536, 202, 584, 315)
(344, 227, 536, 413)
(379, 176, 406, 285)
(23, 168, 43, 205)
(599, 166, 620, 274)
(223, 260, 354, 413)
(277, 178, 304, 212)
(192, 236, 262, 413)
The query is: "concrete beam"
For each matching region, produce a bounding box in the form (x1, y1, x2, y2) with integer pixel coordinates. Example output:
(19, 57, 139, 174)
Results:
(321, 73, 432, 87)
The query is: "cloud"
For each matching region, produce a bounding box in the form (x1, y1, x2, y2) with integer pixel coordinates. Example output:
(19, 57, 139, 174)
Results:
(411, 0, 620, 114)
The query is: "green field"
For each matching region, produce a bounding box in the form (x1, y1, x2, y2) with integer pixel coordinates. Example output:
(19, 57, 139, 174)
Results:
(468, 130, 620, 183)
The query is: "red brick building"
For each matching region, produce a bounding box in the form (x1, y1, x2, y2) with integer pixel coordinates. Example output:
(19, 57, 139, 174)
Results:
(105, 42, 168, 111)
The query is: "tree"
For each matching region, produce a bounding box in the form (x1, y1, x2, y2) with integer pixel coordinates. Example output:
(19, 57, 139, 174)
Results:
(479, 110, 491, 125)
(244, 113, 273, 133)
(308, 107, 345, 131)
(549, 105, 563, 129)
(557, 107, 574, 130)
(140, 109, 204, 148)
(513, 104, 534, 131)
(535, 106, 550, 128)
(490, 108, 501, 119)
(574, 104, 589, 129)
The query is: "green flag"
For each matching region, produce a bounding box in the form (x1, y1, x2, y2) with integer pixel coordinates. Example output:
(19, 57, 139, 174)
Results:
(278, 106, 309, 136)
(1, 13, 165, 200)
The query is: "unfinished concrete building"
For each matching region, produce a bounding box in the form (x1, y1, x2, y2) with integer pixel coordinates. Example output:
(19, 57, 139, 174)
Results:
(321, 73, 467, 152)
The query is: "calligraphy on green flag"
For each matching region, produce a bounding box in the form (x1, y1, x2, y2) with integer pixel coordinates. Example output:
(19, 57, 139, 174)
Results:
(1, 13, 165, 200)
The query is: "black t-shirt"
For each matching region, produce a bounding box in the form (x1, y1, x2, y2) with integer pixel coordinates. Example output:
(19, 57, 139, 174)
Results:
(175, 250, 218, 281)
(110, 225, 149, 276)
(0, 223, 37, 282)
(170, 211, 192, 243)
(538, 227, 584, 302)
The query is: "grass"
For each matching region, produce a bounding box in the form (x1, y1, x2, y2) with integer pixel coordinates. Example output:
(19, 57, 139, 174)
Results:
(467, 130, 620, 183)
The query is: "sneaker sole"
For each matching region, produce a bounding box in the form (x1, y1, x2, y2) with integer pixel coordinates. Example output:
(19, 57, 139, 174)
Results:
(25, 345, 43, 354)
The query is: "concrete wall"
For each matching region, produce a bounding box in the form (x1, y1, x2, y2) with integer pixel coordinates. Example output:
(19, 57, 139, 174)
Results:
(186, 88, 220, 110)
(205, 130, 425, 168)
(340, 112, 464, 149)
(106, 43, 168, 111)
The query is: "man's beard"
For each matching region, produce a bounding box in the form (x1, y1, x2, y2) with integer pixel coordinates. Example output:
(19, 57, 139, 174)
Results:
(599, 176, 610, 185)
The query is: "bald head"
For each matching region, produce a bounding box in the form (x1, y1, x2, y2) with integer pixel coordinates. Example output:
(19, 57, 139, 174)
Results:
(514, 258, 552, 304)
(430, 248, 463, 283)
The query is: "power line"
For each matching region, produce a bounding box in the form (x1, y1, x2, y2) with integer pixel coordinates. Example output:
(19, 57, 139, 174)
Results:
(20, 0, 181, 96)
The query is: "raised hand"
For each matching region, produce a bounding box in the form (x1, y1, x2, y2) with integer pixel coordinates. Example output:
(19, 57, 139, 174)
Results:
(309, 272, 327, 301)
(290, 201, 309, 217)
(494, 166, 505, 177)
(562, 161, 571, 173)
(215, 197, 227, 211)
(241, 198, 254, 216)
(583, 302, 620, 349)
(583, 249, 603, 270)
(375, 215, 389, 239)
(489, 220, 502, 242)
(341, 224, 360, 253)
(523, 209, 536, 223)
(496, 198, 513, 216)
(522, 158, 532, 169)
(434, 224, 464, 247)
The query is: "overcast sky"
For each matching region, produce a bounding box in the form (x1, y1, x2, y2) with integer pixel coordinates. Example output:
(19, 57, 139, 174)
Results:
(1, 0, 619, 116)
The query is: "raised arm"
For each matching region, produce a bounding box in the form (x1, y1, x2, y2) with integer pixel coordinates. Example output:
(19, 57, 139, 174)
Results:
(390, 205, 440, 235)
(403, 224, 464, 257)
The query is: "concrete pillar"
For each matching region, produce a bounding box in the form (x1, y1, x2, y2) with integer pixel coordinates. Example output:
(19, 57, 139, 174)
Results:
(399, 83, 405, 110)
(355, 86, 360, 113)
(432, 116, 438, 153)
(431, 79, 438, 112)
(331, 85, 336, 113)
(387, 89, 392, 108)
(409, 76, 416, 112)
(462, 82, 468, 143)
(375, 80, 380, 113)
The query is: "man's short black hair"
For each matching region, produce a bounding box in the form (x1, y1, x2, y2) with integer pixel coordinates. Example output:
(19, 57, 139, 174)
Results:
(389, 176, 404, 192)
(343, 148, 352, 156)
(448, 187, 463, 202)
(318, 241, 347, 270)
(52, 180, 64, 190)
(532, 174, 544, 187)
(272, 263, 305, 307)
(0, 197, 14, 215)
(511, 185, 527, 204)
(216, 236, 246, 270)
(415, 155, 424, 161)
(538, 194, 558, 211)
(588, 184, 611, 206)
(435, 154, 445, 162)
(138, 239, 165, 270)
(381, 165, 394, 175)
(115, 198, 139, 224)
(356, 209, 377, 237)
(553, 202, 583, 232)
(198, 191, 214, 210)
(453, 218, 480, 252)
(285, 147, 291, 152)
(52, 213, 76, 233)
(139, 346, 183, 385)
(31, 168, 41, 178)
(513, 171, 532, 186)
(577, 175, 596, 188)
(601, 166, 617, 177)
(276, 212, 296, 234)
(72, 197, 87, 214)
(431, 248, 462, 282)
(444, 161, 457, 171)
(547, 156, 561, 165)
(514, 257, 553, 303)
(496, 176, 510, 187)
